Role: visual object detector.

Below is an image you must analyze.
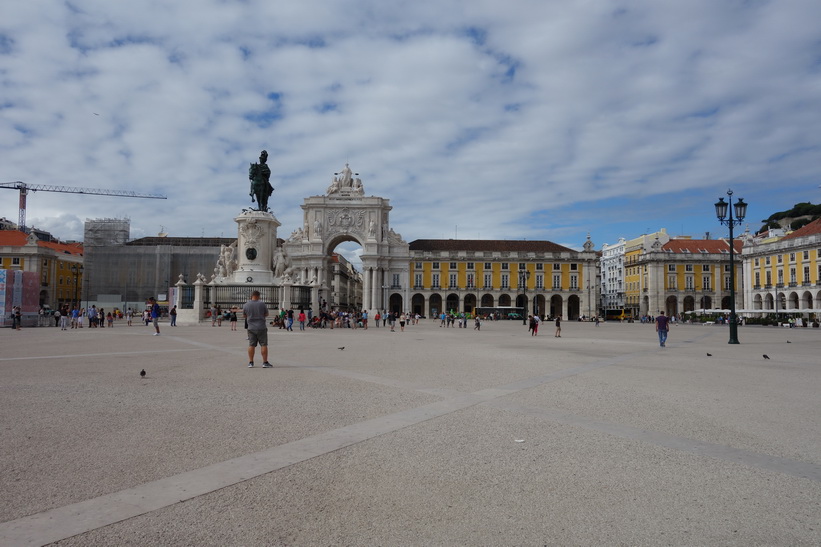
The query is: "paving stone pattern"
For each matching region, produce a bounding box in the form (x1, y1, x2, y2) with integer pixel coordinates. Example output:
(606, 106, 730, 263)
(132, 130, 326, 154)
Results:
(0, 319, 819, 546)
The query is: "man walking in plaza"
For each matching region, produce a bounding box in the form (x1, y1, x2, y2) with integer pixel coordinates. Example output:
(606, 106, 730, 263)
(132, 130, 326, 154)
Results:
(149, 297, 161, 336)
(655, 310, 670, 347)
(243, 290, 272, 368)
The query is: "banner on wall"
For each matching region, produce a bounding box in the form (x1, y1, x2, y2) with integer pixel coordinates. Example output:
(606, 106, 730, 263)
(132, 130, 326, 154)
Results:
(1, 270, 42, 327)
(0, 270, 7, 325)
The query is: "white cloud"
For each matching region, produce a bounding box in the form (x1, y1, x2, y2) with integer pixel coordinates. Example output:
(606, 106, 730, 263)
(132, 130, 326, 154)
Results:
(2, 0, 820, 248)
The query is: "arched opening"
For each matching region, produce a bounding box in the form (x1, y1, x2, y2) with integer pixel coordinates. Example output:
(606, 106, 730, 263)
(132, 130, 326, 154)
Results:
(683, 296, 695, 312)
(567, 295, 580, 320)
(481, 294, 494, 307)
(788, 292, 799, 310)
(801, 291, 813, 310)
(411, 293, 425, 316)
(700, 296, 713, 310)
(388, 293, 403, 314)
(666, 295, 678, 317)
(764, 293, 774, 310)
(721, 296, 731, 309)
(39, 290, 48, 307)
(429, 293, 443, 317)
(463, 293, 477, 314)
(550, 295, 562, 318)
(534, 295, 546, 317)
(753, 294, 763, 310)
(498, 294, 512, 306)
(325, 235, 364, 311)
(446, 293, 460, 313)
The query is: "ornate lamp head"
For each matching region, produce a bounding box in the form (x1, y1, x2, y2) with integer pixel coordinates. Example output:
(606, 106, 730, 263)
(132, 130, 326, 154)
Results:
(714, 197, 728, 221)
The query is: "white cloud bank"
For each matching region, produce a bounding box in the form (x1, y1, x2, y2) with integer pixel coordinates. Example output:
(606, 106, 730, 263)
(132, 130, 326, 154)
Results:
(2, 0, 820, 250)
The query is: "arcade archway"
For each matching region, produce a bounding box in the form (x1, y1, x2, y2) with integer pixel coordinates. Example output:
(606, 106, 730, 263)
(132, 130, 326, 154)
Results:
(463, 293, 476, 314)
(666, 295, 678, 317)
(325, 235, 364, 311)
(567, 295, 580, 319)
(411, 293, 425, 315)
(281, 163, 411, 314)
(550, 295, 562, 318)
(429, 294, 443, 317)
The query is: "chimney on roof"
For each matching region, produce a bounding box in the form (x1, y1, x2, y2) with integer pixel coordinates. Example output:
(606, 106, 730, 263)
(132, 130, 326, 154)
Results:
(705, 232, 710, 240)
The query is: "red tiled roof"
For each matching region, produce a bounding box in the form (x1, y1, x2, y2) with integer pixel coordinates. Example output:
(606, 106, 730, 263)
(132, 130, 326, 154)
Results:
(409, 239, 576, 253)
(0, 231, 27, 246)
(781, 218, 821, 241)
(40, 240, 83, 256)
(0, 230, 83, 256)
(661, 239, 742, 254)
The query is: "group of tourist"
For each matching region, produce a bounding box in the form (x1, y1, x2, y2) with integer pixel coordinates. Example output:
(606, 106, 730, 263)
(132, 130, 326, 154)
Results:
(527, 314, 563, 337)
(21, 301, 169, 332)
(262, 308, 420, 332)
(209, 305, 236, 329)
(439, 312, 471, 328)
(44, 305, 116, 330)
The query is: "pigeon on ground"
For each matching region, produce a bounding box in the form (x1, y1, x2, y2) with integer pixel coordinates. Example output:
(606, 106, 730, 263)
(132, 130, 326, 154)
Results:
(706, 353, 712, 357)
(787, 340, 791, 343)
(338, 347, 345, 351)
(140, 369, 146, 378)
(763, 355, 770, 360)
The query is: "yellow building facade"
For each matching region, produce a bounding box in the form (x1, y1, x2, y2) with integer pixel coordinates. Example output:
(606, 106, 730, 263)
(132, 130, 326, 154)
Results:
(407, 238, 598, 319)
(623, 229, 670, 317)
(742, 219, 821, 316)
(0, 230, 84, 309)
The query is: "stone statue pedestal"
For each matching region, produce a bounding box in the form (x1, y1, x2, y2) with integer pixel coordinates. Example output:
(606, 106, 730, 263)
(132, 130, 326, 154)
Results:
(230, 210, 280, 285)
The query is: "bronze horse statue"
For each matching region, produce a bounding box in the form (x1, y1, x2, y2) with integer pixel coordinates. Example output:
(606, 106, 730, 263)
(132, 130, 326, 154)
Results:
(249, 150, 273, 211)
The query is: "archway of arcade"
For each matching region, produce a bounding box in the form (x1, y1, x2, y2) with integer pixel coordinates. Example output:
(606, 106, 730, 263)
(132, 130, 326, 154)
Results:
(324, 235, 365, 312)
(281, 170, 411, 315)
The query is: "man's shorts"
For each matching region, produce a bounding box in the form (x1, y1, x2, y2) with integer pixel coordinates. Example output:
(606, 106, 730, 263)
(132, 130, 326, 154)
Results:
(248, 329, 268, 347)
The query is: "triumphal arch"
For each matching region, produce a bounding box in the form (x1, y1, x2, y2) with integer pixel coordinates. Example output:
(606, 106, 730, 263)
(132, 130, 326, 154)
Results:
(177, 157, 409, 321)
(283, 163, 410, 313)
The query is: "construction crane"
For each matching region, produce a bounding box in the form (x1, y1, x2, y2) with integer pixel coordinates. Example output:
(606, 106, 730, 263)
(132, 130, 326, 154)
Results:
(0, 181, 167, 233)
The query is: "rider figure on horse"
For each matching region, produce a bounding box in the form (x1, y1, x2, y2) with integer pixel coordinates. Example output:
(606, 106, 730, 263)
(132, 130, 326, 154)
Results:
(249, 150, 273, 211)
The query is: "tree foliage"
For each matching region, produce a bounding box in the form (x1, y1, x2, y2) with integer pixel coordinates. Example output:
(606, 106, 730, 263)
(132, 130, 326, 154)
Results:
(766, 202, 821, 221)
(789, 217, 819, 231)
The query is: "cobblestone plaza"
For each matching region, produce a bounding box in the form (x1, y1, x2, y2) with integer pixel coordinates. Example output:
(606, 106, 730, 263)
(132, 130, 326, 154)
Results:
(1, 320, 819, 545)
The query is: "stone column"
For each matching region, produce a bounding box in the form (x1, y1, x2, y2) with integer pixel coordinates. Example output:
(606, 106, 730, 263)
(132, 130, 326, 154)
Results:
(362, 267, 370, 311)
(193, 274, 205, 322)
(281, 279, 292, 311)
(371, 269, 379, 315)
(311, 282, 320, 315)
(174, 275, 186, 316)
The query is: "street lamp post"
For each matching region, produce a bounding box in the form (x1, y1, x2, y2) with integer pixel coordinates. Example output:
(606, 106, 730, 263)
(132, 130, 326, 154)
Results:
(714, 190, 747, 344)
(520, 269, 531, 325)
(71, 264, 83, 309)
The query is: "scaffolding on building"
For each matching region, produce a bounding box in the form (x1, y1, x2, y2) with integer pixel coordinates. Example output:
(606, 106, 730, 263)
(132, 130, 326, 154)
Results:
(84, 218, 131, 247)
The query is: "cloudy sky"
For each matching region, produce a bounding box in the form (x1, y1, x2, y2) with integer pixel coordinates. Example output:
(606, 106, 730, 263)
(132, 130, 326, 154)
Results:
(3, 0, 820, 266)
